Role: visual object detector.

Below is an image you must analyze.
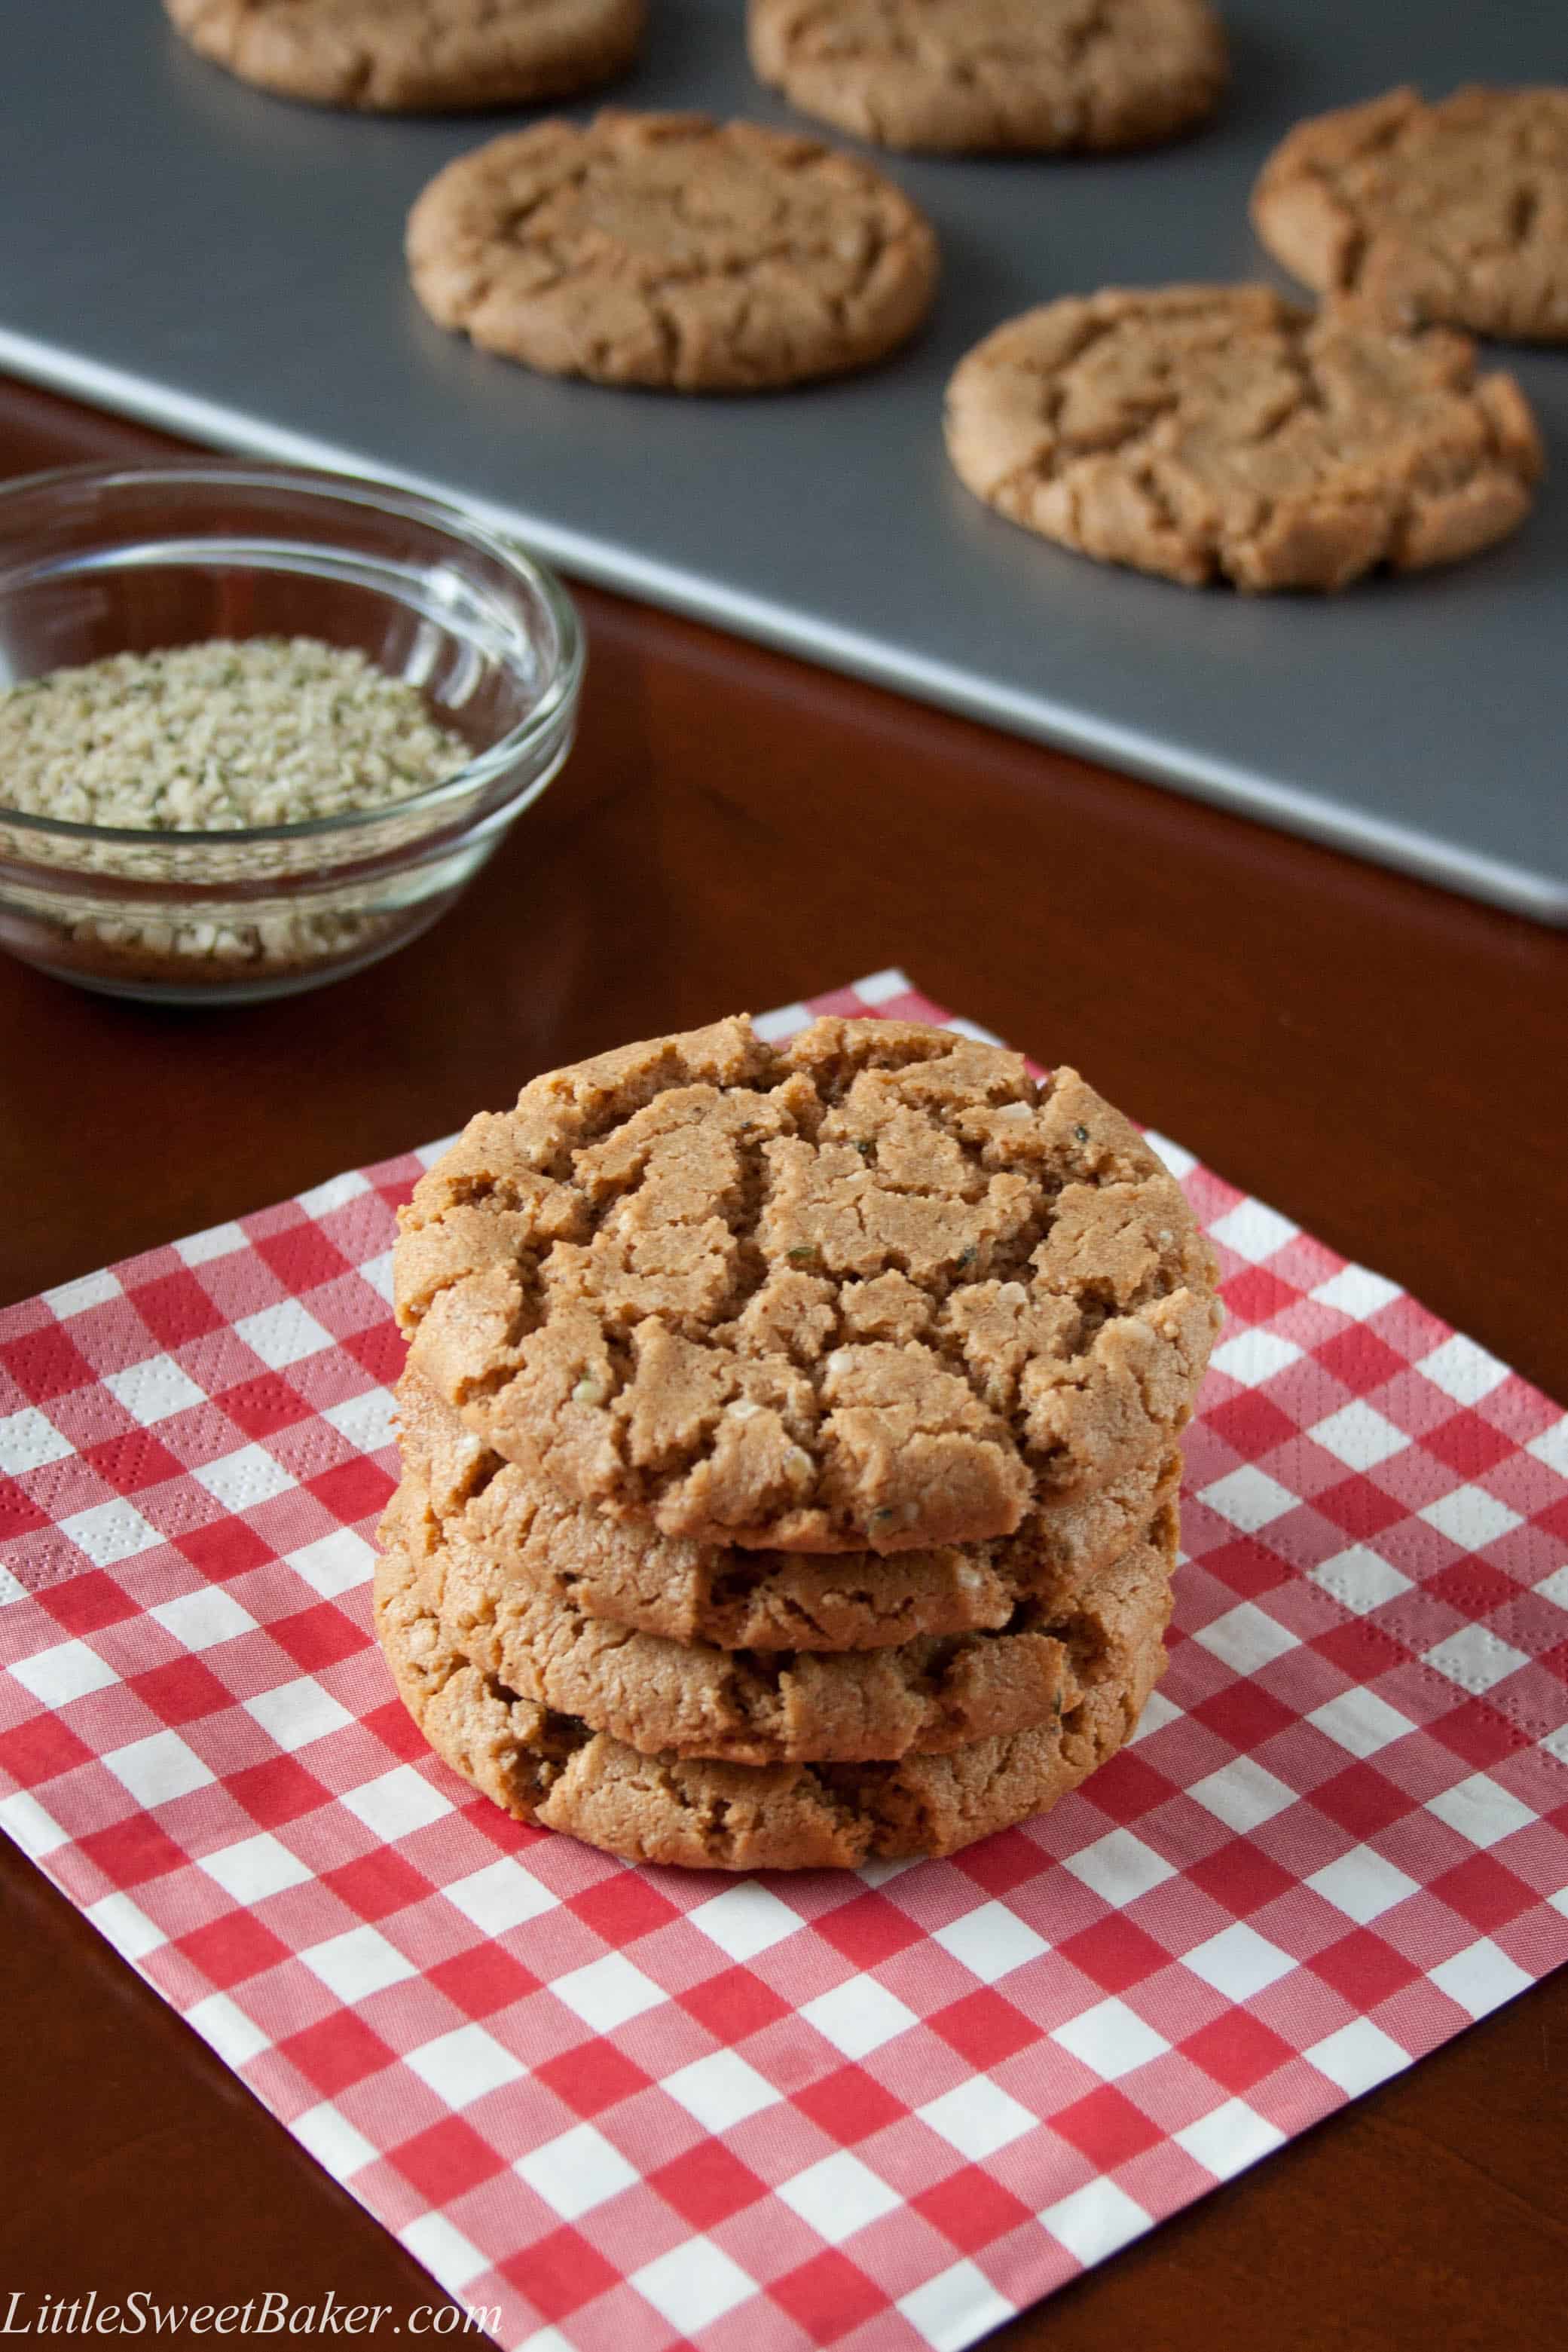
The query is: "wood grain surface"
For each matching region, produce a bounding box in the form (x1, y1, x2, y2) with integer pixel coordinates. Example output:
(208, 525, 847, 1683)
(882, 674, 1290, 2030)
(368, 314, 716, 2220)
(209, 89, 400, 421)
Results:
(0, 376, 1563, 2349)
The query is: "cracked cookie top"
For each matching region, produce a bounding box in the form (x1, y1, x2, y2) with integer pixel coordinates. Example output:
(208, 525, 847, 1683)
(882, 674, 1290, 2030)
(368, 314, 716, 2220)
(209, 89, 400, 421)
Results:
(944, 284, 1542, 592)
(405, 109, 939, 390)
(163, 0, 646, 113)
(395, 1015, 1219, 1552)
(748, 0, 1226, 156)
(1252, 87, 1568, 345)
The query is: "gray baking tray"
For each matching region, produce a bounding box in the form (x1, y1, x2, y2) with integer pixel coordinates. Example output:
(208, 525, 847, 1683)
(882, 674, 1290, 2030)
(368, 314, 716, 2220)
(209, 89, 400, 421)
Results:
(0, 1, 1563, 920)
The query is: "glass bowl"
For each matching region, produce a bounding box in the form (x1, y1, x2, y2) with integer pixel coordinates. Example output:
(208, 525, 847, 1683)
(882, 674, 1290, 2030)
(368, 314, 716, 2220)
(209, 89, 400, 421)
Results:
(0, 461, 584, 1004)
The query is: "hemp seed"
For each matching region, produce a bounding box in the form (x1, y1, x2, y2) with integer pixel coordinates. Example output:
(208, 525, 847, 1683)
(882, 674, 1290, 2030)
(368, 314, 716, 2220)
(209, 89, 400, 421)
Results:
(0, 637, 474, 986)
(0, 637, 469, 830)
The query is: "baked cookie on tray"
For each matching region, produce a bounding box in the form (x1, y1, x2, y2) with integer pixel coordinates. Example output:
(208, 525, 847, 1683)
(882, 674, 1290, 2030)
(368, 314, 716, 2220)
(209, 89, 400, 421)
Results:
(162, 0, 646, 113)
(374, 1500, 1175, 1867)
(406, 109, 938, 391)
(397, 1363, 1181, 1649)
(381, 1452, 1178, 1763)
(1252, 86, 1568, 344)
(943, 285, 1543, 591)
(748, 0, 1227, 156)
(394, 1015, 1220, 1551)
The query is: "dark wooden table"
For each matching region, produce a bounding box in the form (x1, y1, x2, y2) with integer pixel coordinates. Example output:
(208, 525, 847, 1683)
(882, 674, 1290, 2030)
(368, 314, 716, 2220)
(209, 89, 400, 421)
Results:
(2, 376, 1563, 2350)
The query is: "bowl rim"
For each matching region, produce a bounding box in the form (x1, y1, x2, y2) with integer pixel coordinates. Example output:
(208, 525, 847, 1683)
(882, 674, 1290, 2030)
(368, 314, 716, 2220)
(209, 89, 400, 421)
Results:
(0, 457, 585, 849)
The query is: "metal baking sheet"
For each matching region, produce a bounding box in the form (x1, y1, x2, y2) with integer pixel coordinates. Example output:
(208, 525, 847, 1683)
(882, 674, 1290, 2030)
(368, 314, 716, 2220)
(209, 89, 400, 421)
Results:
(1, 0, 1564, 920)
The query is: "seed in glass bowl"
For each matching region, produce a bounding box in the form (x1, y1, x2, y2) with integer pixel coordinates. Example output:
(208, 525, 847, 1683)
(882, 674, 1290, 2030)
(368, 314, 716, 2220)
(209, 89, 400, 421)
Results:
(0, 636, 472, 828)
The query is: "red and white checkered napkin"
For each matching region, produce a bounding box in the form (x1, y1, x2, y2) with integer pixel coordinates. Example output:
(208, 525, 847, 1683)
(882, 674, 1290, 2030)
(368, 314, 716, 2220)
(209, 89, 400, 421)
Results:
(3, 974, 1566, 2352)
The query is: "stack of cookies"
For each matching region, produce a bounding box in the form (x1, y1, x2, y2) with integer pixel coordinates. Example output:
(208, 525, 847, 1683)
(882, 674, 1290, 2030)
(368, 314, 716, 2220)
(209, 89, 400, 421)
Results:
(375, 1017, 1222, 1871)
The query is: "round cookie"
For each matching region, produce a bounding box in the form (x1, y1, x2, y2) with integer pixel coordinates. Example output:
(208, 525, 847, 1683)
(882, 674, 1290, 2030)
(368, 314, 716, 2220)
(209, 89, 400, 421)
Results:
(408, 1371, 1181, 1647)
(1252, 87, 1568, 345)
(374, 1503, 1174, 1867)
(383, 1454, 1178, 1762)
(944, 285, 1543, 592)
(406, 109, 938, 391)
(394, 1015, 1220, 1551)
(163, 0, 646, 113)
(397, 1365, 1182, 1650)
(748, 0, 1227, 157)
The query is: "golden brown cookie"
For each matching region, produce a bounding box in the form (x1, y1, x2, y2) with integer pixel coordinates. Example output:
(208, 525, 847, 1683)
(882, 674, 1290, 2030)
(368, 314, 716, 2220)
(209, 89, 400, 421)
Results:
(382, 1444, 1178, 1762)
(1252, 87, 1568, 344)
(374, 1499, 1174, 1867)
(406, 109, 939, 391)
(163, 0, 646, 113)
(748, 0, 1226, 155)
(394, 1015, 1219, 1551)
(944, 285, 1543, 592)
(397, 1363, 1181, 1649)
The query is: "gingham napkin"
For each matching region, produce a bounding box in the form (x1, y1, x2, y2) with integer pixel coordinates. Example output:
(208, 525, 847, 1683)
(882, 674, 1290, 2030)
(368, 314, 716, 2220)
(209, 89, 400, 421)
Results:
(3, 973, 1566, 2352)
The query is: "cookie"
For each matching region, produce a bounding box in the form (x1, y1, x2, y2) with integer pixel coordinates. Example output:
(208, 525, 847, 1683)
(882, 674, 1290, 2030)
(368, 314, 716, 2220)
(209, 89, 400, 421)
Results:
(1252, 87, 1568, 345)
(383, 1441, 1178, 1761)
(163, 0, 645, 113)
(748, 0, 1226, 156)
(398, 1363, 1181, 1650)
(406, 109, 938, 391)
(374, 1500, 1173, 1867)
(395, 1015, 1219, 1550)
(944, 285, 1543, 592)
